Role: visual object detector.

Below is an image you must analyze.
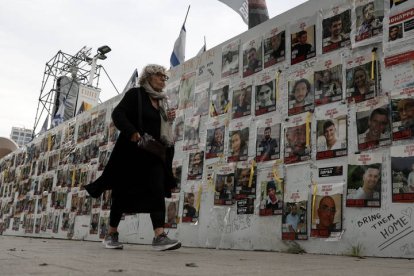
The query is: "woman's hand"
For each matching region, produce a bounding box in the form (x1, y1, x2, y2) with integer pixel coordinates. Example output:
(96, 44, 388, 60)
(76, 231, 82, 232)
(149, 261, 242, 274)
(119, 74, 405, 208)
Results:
(167, 109, 176, 122)
(130, 132, 141, 142)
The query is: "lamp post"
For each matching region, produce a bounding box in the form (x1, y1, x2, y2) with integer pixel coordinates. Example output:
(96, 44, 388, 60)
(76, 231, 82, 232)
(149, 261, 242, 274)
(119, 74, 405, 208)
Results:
(87, 45, 111, 86)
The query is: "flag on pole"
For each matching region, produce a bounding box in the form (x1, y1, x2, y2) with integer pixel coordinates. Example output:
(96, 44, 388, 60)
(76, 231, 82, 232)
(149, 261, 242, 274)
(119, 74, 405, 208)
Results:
(51, 97, 66, 128)
(122, 69, 139, 93)
(170, 6, 190, 68)
(196, 37, 207, 57)
(248, 0, 269, 29)
(218, 0, 269, 29)
(218, 0, 248, 25)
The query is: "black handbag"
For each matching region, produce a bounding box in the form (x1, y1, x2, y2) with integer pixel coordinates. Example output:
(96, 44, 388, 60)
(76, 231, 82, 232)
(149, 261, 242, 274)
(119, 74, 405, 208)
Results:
(137, 90, 166, 162)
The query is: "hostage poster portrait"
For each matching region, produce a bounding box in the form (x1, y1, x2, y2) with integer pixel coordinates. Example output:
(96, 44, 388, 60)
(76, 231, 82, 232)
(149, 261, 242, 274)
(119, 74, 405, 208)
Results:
(311, 183, 343, 238)
(221, 39, 240, 78)
(314, 54, 343, 106)
(228, 120, 250, 162)
(282, 198, 308, 240)
(391, 96, 414, 141)
(256, 118, 281, 162)
(288, 65, 314, 116)
(255, 71, 276, 116)
(232, 79, 253, 119)
(284, 114, 311, 164)
(391, 144, 414, 202)
(263, 27, 286, 68)
(321, 4, 351, 54)
(290, 16, 316, 65)
(214, 164, 235, 206)
(346, 152, 382, 208)
(234, 161, 257, 200)
(205, 121, 225, 159)
(187, 151, 204, 180)
(258, 167, 283, 216)
(242, 36, 263, 78)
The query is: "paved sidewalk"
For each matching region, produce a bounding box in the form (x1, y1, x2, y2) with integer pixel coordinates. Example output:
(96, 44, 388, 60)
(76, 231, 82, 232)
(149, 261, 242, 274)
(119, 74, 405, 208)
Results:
(0, 236, 413, 276)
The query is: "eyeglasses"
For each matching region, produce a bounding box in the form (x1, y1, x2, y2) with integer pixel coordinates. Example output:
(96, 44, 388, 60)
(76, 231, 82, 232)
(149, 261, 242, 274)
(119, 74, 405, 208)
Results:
(155, 73, 169, 81)
(320, 204, 336, 213)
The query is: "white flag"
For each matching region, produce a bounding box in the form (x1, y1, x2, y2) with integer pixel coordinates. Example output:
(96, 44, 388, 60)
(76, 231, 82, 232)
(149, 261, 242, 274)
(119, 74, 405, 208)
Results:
(218, 0, 248, 25)
(170, 24, 186, 67)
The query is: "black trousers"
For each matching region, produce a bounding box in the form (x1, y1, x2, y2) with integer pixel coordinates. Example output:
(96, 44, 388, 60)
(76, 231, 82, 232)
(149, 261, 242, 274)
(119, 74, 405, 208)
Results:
(109, 208, 165, 230)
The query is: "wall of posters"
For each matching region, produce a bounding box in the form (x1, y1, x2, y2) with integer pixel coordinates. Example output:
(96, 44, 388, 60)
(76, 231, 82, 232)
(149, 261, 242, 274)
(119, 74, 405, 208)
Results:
(2, 0, 414, 259)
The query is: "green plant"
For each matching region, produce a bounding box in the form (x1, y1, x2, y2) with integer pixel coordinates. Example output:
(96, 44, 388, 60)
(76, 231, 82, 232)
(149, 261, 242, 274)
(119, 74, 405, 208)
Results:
(348, 243, 365, 258)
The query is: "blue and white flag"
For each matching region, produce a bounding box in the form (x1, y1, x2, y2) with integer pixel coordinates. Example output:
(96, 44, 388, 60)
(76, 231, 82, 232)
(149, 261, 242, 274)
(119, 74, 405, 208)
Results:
(170, 24, 186, 67)
(51, 97, 66, 128)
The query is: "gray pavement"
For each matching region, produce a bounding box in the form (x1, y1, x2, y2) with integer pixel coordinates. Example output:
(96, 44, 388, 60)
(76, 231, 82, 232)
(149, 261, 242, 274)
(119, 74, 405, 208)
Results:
(0, 236, 413, 276)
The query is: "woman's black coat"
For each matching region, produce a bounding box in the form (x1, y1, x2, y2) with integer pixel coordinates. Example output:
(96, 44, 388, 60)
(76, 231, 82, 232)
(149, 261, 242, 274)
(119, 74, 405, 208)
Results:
(88, 87, 175, 213)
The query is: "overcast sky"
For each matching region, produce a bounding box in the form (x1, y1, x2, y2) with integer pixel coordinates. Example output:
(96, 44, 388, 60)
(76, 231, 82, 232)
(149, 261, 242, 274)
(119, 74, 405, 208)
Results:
(0, 0, 307, 138)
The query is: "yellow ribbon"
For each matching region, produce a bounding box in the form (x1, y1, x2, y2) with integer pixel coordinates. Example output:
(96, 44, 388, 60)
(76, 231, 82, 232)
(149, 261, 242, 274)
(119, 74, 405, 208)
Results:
(371, 49, 377, 80)
(71, 169, 76, 187)
(306, 112, 311, 147)
(312, 182, 317, 217)
(196, 185, 202, 212)
(275, 70, 281, 101)
(248, 160, 256, 188)
(272, 166, 283, 193)
(48, 134, 52, 152)
(224, 102, 230, 113)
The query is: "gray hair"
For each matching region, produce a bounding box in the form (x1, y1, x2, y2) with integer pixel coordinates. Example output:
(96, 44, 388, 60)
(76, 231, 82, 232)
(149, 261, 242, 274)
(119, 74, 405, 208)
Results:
(138, 64, 168, 86)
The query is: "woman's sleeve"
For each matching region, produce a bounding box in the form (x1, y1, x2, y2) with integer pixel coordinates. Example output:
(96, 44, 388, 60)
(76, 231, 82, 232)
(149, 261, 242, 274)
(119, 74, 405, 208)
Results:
(112, 89, 139, 139)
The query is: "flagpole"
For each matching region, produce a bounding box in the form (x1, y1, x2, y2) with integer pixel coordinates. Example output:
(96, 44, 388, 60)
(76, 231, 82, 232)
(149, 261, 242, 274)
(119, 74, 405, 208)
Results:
(183, 5, 191, 26)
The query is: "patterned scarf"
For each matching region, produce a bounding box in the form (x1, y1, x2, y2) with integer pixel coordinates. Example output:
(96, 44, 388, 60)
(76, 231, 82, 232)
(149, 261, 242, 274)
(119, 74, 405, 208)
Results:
(142, 81, 174, 146)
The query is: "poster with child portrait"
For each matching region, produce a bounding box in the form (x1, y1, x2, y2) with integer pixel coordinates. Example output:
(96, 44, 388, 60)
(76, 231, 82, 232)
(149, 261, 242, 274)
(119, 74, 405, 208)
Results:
(282, 190, 308, 240)
(391, 144, 414, 202)
(210, 80, 230, 117)
(221, 39, 240, 78)
(255, 71, 276, 116)
(183, 115, 200, 151)
(356, 97, 391, 151)
(242, 37, 263, 78)
(228, 120, 250, 162)
(258, 166, 283, 216)
(263, 27, 286, 68)
(232, 79, 253, 119)
(284, 113, 311, 164)
(187, 151, 204, 180)
(290, 16, 316, 65)
(346, 152, 382, 207)
(314, 55, 343, 106)
(256, 117, 281, 162)
(182, 184, 201, 223)
(311, 183, 343, 238)
(345, 49, 377, 103)
(288, 66, 314, 116)
(391, 95, 414, 141)
(205, 120, 225, 159)
(321, 5, 351, 54)
(353, 0, 384, 46)
(315, 105, 347, 160)
(214, 164, 235, 206)
(173, 110, 184, 142)
(165, 193, 179, 228)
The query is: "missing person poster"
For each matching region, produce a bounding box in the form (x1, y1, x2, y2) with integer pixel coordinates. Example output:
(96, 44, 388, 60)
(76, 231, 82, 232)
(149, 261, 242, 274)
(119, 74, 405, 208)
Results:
(256, 117, 281, 162)
(165, 193, 179, 228)
(214, 164, 235, 206)
(356, 97, 391, 151)
(210, 80, 230, 117)
(290, 15, 316, 65)
(314, 54, 343, 106)
(232, 79, 253, 119)
(284, 113, 311, 164)
(242, 36, 263, 78)
(391, 144, 414, 202)
(282, 196, 308, 240)
(311, 182, 343, 238)
(347, 152, 382, 207)
(254, 71, 276, 116)
(234, 161, 257, 200)
(205, 120, 225, 160)
(182, 185, 201, 223)
(321, 4, 351, 53)
(315, 105, 347, 160)
(263, 26, 286, 68)
(228, 120, 250, 162)
(258, 167, 283, 216)
(353, 0, 384, 46)
(288, 65, 314, 116)
(221, 39, 240, 78)
(391, 95, 414, 141)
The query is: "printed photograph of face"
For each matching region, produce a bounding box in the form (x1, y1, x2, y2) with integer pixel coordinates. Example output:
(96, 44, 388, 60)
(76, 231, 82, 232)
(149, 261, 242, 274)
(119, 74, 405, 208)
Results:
(228, 128, 249, 162)
(179, 73, 196, 109)
(291, 25, 316, 64)
(255, 81, 275, 109)
(391, 155, 414, 198)
(166, 85, 179, 110)
(356, 106, 391, 147)
(165, 201, 178, 225)
(316, 117, 347, 154)
(194, 89, 210, 116)
(284, 123, 309, 163)
(322, 10, 351, 53)
(314, 65, 343, 105)
(391, 98, 414, 140)
(346, 64, 375, 102)
(215, 174, 235, 204)
(264, 30, 286, 67)
(312, 194, 342, 231)
(288, 77, 313, 115)
(243, 42, 263, 77)
(206, 126, 225, 158)
(188, 151, 204, 180)
(355, 1, 384, 41)
(232, 85, 252, 119)
(256, 125, 280, 161)
(210, 85, 229, 117)
(347, 164, 381, 201)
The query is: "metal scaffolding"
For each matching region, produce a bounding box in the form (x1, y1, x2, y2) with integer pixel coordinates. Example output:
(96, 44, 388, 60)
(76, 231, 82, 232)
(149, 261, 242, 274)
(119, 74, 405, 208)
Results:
(32, 46, 103, 138)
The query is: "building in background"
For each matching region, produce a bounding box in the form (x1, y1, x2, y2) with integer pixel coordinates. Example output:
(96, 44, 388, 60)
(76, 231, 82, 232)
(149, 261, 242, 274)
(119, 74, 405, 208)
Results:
(10, 126, 32, 147)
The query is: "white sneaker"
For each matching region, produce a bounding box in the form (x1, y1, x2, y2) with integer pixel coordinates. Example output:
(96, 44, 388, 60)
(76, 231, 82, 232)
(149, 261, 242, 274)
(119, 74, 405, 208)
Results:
(102, 232, 123, 249)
